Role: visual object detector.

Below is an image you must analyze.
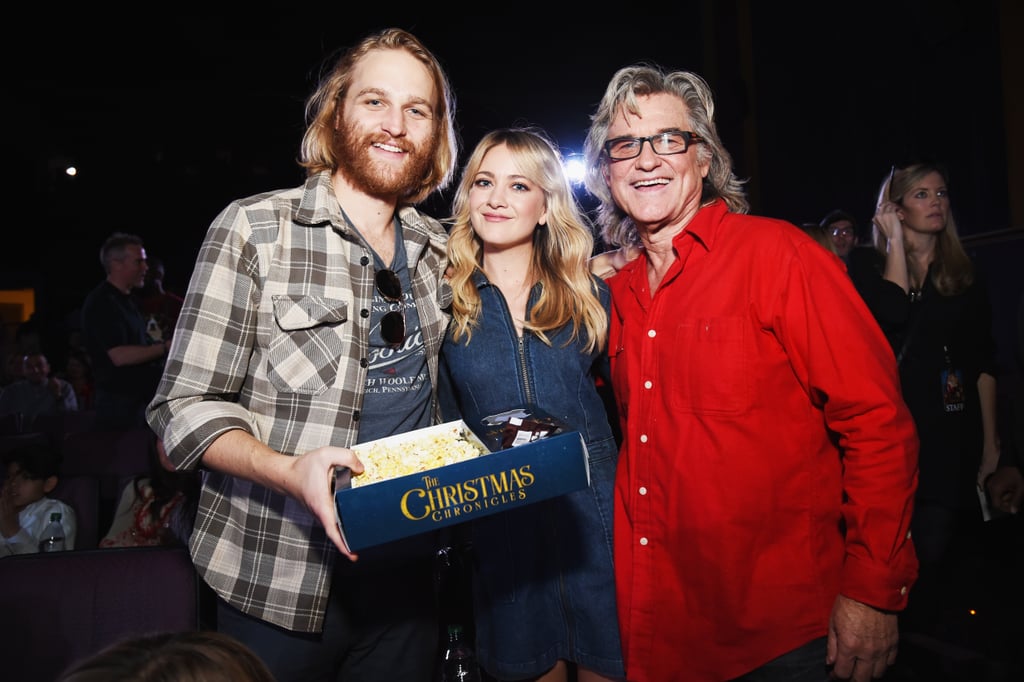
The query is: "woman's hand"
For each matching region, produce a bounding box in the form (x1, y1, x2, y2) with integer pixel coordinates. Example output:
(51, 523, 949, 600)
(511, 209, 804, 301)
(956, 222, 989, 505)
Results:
(985, 465, 1023, 515)
(872, 201, 903, 246)
(589, 245, 643, 280)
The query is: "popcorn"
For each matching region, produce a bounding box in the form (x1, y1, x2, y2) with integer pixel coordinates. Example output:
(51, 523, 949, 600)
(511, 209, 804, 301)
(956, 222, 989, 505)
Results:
(350, 423, 488, 487)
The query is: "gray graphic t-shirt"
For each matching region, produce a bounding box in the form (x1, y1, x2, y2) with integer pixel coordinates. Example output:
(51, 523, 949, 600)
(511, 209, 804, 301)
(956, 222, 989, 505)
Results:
(356, 227, 432, 444)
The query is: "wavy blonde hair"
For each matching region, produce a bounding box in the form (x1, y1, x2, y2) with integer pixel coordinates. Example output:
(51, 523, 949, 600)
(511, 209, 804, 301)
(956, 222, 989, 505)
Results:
(298, 28, 459, 205)
(447, 128, 607, 353)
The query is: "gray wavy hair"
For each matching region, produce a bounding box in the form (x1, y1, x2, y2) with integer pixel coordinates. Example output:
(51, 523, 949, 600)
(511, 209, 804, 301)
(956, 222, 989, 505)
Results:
(583, 64, 749, 248)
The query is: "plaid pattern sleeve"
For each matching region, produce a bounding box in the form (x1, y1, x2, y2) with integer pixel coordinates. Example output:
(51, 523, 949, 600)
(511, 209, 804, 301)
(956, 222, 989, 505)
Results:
(147, 171, 452, 632)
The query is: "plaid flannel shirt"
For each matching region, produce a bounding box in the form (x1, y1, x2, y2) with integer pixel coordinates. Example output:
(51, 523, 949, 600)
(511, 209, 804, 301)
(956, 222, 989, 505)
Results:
(147, 171, 452, 632)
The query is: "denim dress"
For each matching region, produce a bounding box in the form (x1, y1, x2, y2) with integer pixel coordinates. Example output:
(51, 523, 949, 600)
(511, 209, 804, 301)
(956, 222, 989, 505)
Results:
(439, 271, 625, 680)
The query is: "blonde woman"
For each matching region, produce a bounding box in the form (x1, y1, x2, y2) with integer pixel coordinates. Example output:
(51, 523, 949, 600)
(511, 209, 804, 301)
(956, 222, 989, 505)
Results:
(441, 128, 624, 682)
(864, 160, 999, 536)
(857, 160, 1001, 636)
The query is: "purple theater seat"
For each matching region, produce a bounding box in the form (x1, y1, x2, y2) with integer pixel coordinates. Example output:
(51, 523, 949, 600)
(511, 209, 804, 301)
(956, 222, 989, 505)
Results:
(51, 474, 101, 550)
(0, 546, 200, 682)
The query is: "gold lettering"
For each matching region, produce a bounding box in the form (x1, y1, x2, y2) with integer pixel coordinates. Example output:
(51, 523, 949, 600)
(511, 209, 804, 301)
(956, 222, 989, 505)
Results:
(399, 465, 537, 522)
(400, 488, 430, 521)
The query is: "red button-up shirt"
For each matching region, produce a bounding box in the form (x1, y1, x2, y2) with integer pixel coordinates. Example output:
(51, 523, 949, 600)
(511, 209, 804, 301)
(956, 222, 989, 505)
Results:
(607, 201, 918, 681)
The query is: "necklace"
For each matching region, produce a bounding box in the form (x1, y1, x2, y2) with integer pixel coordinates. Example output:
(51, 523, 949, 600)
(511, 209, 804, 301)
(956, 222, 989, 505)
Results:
(909, 288, 923, 303)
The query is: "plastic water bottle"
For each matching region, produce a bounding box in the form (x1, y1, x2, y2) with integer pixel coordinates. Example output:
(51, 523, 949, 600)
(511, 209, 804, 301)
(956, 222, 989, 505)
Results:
(38, 512, 65, 552)
(440, 624, 482, 682)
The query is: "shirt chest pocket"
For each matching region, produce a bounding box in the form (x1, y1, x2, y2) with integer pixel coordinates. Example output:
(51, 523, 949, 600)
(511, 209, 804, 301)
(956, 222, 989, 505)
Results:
(268, 295, 348, 395)
(667, 316, 750, 416)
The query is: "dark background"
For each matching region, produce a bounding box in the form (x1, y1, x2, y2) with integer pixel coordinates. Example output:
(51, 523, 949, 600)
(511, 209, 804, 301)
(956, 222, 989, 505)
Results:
(2, 1, 1021, 350)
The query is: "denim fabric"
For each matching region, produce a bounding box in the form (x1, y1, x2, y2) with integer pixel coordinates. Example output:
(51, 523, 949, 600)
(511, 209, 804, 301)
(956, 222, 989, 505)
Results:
(439, 272, 624, 679)
(440, 273, 616, 446)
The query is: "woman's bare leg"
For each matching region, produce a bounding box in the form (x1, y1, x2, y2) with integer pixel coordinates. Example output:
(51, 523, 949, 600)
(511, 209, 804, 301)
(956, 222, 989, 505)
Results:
(532, 660, 568, 682)
(577, 666, 622, 682)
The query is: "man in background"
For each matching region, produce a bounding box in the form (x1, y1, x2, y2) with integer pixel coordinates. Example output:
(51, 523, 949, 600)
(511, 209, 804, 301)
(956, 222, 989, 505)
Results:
(80, 232, 168, 429)
(819, 208, 859, 262)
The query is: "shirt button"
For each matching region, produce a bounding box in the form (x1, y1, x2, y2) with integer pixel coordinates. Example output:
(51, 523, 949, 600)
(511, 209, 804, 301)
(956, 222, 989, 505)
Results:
(640, 434, 648, 443)
(900, 586, 907, 595)
(360, 255, 370, 266)
(639, 537, 649, 546)
(361, 309, 370, 318)
(644, 380, 652, 389)
(639, 487, 647, 495)
(647, 329, 656, 338)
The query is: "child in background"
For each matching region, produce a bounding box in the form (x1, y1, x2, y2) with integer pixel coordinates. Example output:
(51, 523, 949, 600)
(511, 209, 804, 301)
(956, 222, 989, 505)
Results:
(1, 442, 77, 555)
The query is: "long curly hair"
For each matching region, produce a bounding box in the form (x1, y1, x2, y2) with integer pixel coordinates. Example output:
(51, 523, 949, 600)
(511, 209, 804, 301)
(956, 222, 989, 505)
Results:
(446, 128, 607, 353)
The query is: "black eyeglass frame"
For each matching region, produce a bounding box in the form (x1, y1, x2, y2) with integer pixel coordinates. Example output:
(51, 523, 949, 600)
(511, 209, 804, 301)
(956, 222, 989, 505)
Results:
(375, 269, 406, 346)
(603, 130, 703, 160)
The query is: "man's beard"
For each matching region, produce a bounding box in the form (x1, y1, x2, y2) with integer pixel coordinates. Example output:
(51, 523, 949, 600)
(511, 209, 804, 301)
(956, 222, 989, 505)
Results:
(333, 120, 434, 199)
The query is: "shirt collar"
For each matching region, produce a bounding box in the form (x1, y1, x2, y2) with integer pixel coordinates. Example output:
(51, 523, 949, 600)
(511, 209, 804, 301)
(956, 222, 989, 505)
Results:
(670, 198, 727, 253)
(294, 171, 342, 229)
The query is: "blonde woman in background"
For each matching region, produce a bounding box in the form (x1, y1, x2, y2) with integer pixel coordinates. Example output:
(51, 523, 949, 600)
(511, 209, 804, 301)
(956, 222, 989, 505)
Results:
(853, 160, 1001, 640)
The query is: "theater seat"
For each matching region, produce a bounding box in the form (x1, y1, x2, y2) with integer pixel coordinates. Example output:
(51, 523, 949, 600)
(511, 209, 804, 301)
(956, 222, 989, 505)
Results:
(0, 545, 200, 682)
(28, 409, 97, 448)
(60, 427, 155, 531)
(51, 474, 101, 550)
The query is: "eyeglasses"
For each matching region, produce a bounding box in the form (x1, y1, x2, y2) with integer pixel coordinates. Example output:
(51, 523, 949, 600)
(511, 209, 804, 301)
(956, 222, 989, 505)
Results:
(375, 269, 406, 346)
(603, 130, 702, 160)
(831, 227, 855, 238)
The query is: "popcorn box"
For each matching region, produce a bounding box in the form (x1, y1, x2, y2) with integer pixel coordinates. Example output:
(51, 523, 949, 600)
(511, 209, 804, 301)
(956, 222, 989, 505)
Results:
(334, 419, 590, 552)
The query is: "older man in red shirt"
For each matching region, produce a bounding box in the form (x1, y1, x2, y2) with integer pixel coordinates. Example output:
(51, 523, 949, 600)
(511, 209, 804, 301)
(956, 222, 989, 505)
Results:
(584, 65, 918, 682)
